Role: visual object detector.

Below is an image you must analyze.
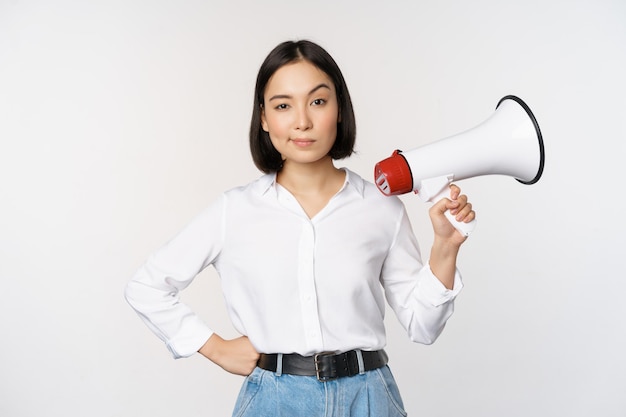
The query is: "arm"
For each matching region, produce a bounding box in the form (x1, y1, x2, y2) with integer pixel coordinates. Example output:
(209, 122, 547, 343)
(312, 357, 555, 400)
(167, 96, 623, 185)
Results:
(126, 196, 260, 375)
(125, 197, 226, 359)
(381, 185, 473, 344)
(428, 184, 475, 289)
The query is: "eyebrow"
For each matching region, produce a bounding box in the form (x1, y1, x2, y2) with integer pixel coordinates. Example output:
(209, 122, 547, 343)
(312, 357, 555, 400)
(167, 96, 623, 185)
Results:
(268, 83, 331, 102)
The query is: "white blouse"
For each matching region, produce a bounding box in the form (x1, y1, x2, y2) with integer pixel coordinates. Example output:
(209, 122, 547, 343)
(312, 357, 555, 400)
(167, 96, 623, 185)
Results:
(125, 168, 463, 359)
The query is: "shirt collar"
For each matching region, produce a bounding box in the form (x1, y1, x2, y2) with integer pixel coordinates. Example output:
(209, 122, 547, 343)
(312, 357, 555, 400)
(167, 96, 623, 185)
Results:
(342, 168, 365, 197)
(255, 167, 365, 198)
(256, 172, 276, 196)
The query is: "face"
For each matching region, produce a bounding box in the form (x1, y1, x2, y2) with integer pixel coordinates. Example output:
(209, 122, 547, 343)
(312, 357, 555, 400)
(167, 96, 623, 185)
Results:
(261, 60, 340, 168)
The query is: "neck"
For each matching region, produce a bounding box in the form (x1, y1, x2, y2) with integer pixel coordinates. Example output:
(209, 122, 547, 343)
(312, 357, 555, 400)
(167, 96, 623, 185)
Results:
(277, 157, 343, 195)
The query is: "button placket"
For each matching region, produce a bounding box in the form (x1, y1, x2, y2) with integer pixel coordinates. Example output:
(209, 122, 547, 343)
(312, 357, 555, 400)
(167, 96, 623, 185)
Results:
(297, 220, 323, 350)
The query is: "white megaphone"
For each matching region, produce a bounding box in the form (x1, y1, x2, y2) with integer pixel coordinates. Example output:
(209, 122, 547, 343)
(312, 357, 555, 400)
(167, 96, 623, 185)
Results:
(374, 95, 545, 237)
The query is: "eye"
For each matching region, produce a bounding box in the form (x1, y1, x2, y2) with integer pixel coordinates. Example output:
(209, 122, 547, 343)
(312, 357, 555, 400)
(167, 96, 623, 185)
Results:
(274, 103, 289, 110)
(311, 98, 326, 106)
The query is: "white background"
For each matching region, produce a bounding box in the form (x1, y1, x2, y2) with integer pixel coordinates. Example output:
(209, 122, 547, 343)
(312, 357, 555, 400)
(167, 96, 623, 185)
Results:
(1, 0, 625, 416)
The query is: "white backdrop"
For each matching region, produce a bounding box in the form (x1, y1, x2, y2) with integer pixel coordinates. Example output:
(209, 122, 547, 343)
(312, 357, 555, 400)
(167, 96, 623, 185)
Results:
(1, 0, 625, 416)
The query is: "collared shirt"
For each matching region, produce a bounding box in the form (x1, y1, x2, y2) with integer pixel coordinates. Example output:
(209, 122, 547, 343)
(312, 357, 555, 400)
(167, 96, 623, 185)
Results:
(125, 168, 463, 359)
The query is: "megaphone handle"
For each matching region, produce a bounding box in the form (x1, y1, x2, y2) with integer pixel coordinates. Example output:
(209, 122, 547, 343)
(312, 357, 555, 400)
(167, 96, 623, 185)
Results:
(443, 209, 476, 237)
(420, 176, 477, 237)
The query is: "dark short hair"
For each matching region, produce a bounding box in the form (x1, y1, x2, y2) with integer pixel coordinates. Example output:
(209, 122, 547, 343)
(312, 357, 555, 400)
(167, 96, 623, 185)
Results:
(249, 40, 356, 173)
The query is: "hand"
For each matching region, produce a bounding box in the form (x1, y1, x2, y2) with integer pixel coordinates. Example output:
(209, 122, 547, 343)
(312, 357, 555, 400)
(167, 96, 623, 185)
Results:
(198, 334, 260, 376)
(429, 184, 476, 246)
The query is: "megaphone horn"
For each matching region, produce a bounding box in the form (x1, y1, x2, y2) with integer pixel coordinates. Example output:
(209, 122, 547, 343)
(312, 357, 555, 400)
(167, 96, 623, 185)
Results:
(374, 95, 545, 236)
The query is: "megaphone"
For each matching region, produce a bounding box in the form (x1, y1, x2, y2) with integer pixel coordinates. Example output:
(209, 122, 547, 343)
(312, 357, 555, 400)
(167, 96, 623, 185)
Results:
(374, 95, 545, 237)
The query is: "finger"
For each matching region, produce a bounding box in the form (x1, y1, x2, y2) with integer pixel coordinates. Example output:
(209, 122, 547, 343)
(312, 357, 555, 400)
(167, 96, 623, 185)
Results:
(449, 194, 467, 214)
(455, 203, 475, 222)
(449, 184, 461, 200)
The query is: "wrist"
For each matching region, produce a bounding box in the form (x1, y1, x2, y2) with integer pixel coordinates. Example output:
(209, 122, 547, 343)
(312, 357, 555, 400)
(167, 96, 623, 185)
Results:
(429, 238, 461, 290)
(432, 236, 462, 257)
(198, 333, 222, 361)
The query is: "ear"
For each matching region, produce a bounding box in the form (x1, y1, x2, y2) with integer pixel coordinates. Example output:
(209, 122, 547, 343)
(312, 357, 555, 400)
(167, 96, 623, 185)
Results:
(261, 105, 269, 132)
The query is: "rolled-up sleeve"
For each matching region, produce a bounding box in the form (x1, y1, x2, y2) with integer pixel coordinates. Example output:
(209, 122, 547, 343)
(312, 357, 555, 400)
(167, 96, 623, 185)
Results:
(125, 196, 225, 358)
(381, 207, 464, 345)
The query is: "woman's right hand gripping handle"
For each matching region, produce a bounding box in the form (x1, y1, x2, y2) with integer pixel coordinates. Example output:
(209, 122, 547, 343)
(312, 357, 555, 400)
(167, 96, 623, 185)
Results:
(198, 334, 260, 376)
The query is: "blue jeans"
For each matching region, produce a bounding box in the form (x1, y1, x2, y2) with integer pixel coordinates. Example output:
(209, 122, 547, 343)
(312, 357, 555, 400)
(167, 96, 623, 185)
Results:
(232, 365, 407, 417)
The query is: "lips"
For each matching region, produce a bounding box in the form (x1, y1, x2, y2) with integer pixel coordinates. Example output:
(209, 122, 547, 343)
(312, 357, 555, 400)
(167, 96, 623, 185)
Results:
(291, 138, 315, 147)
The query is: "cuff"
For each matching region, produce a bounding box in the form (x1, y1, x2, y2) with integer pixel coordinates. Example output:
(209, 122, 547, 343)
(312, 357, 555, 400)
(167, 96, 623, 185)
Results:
(419, 263, 464, 307)
(165, 320, 214, 359)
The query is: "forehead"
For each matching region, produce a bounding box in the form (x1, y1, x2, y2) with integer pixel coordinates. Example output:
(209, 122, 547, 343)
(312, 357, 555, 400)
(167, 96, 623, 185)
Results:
(264, 60, 335, 96)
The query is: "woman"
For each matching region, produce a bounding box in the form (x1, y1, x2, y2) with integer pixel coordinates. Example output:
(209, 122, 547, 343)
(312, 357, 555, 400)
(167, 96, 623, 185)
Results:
(126, 39, 475, 416)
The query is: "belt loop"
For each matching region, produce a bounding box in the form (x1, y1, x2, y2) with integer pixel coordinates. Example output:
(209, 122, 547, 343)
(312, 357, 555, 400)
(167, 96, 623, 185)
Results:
(355, 350, 365, 374)
(275, 353, 283, 376)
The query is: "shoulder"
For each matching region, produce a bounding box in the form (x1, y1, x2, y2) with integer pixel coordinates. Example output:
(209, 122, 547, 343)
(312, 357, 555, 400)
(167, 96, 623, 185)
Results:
(222, 173, 275, 199)
(343, 168, 407, 226)
(345, 168, 405, 210)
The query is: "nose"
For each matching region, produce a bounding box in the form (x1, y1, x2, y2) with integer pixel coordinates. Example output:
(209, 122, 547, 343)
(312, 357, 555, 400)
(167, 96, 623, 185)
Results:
(295, 106, 312, 130)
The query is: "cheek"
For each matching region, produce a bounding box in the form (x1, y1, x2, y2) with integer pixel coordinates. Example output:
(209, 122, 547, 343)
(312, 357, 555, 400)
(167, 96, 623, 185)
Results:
(265, 120, 288, 151)
(320, 113, 339, 137)
(264, 113, 290, 136)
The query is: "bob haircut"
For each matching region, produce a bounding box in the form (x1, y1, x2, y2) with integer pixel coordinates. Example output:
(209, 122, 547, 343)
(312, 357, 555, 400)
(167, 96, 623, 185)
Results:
(249, 40, 357, 173)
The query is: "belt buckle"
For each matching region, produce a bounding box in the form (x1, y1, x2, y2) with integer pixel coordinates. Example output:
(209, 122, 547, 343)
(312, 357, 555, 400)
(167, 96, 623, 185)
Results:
(314, 352, 337, 382)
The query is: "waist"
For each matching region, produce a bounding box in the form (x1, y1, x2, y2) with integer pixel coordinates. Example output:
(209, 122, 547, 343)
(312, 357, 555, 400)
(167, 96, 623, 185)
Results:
(257, 349, 388, 382)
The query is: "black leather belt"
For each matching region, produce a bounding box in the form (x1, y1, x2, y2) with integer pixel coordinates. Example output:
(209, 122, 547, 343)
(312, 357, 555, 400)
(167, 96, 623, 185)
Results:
(257, 350, 388, 382)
